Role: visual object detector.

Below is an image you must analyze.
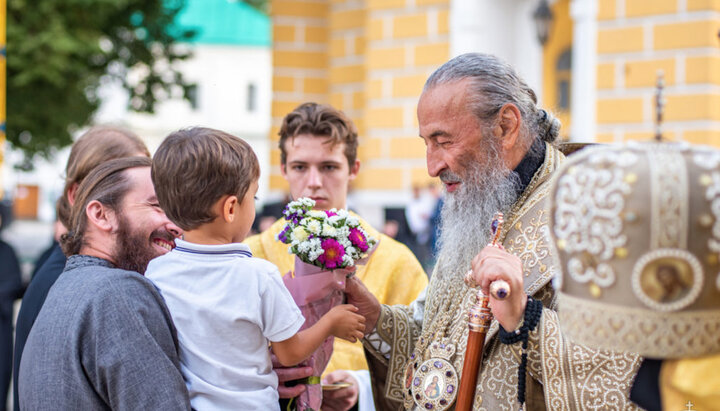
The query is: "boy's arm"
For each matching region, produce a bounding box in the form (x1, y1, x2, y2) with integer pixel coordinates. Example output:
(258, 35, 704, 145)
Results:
(272, 304, 365, 367)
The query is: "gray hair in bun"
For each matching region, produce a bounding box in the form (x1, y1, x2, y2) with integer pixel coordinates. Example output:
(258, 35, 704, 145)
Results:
(424, 53, 561, 146)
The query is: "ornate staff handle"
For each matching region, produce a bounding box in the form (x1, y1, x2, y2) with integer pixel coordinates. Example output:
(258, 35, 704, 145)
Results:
(456, 213, 510, 411)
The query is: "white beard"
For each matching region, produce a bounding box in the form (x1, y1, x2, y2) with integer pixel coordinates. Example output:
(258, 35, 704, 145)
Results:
(433, 142, 520, 282)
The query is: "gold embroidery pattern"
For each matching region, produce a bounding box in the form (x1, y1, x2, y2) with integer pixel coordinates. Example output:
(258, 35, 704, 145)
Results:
(384, 305, 417, 402)
(705, 172, 720, 253)
(506, 209, 550, 277)
(376, 145, 573, 410)
(541, 308, 641, 410)
(540, 307, 571, 410)
(559, 293, 720, 358)
(693, 147, 720, 170)
(553, 148, 639, 293)
(648, 149, 688, 249)
(566, 341, 640, 410)
(477, 342, 519, 411)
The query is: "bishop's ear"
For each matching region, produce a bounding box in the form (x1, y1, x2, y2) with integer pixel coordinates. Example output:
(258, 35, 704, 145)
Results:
(85, 200, 117, 233)
(495, 103, 522, 151)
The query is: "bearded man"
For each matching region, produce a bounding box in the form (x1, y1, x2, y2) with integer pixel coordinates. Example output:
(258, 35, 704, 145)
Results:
(347, 53, 641, 410)
(18, 157, 191, 410)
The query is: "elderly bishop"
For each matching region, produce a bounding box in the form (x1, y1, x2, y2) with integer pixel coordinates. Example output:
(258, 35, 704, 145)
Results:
(346, 53, 642, 410)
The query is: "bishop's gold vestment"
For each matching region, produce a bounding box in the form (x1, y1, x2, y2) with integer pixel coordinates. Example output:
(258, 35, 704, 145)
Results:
(363, 143, 642, 410)
(245, 213, 428, 375)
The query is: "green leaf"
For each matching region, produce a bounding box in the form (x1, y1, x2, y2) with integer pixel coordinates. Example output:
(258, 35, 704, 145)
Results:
(7, 0, 196, 165)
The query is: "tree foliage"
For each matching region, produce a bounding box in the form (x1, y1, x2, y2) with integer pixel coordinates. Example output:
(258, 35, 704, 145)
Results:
(243, 0, 268, 13)
(6, 0, 195, 166)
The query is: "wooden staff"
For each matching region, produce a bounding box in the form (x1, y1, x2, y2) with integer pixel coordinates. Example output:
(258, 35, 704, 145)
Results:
(456, 213, 510, 411)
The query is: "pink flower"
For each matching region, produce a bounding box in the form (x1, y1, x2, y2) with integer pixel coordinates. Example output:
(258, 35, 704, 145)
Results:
(349, 228, 369, 252)
(325, 210, 337, 217)
(317, 238, 345, 269)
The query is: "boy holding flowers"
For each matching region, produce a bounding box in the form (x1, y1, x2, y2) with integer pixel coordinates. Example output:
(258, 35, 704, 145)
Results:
(146, 127, 365, 410)
(245, 103, 428, 410)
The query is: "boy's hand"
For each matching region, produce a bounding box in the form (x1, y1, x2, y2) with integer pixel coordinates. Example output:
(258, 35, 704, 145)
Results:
(327, 304, 365, 342)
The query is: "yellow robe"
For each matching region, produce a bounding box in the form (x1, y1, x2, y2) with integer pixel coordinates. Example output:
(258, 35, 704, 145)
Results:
(244, 213, 428, 374)
(660, 354, 720, 410)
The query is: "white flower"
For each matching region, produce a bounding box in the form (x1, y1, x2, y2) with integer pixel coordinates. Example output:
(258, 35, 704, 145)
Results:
(298, 241, 311, 253)
(337, 226, 350, 238)
(306, 220, 322, 234)
(308, 210, 325, 219)
(291, 227, 309, 243)
(280, 198, 378, 269)
(322, 223, 337, 237)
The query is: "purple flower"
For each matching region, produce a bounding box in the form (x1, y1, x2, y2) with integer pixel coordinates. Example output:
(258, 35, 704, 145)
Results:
(317, 238, 345, 269)
(348, 228, 369, 252)
(277, 225, 291, 243)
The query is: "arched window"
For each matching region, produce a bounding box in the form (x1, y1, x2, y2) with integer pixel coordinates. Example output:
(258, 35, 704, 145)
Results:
(247, 83, 256, 112)
(556, 48, 571, 111)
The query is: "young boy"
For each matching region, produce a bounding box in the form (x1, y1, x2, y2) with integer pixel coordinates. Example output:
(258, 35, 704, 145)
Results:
(146, 127, 365, 410)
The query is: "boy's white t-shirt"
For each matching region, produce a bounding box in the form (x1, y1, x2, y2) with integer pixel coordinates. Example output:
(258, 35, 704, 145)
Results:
(146, 239, 305, 410)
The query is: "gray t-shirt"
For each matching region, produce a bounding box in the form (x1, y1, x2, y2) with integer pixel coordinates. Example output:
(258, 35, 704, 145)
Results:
(18, 255, 191, 410)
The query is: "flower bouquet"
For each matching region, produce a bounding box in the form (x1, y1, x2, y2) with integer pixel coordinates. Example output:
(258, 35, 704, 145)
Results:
(276, 198, 377, 411)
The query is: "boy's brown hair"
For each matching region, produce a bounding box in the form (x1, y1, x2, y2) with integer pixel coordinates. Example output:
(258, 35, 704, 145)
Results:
(58, 126, 149, 228)
(278, 102, 358, 167)
(152, 127, 260, 231)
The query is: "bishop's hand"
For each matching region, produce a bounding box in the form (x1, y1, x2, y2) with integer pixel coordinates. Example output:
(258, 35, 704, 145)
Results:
(345, 275, 381, 335)
(468, 244, 527, 331)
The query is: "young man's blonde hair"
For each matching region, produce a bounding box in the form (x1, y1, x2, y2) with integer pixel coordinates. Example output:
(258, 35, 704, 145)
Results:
(152, 127, 260, 231)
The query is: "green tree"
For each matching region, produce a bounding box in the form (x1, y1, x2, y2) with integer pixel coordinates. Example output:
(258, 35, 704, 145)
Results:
(6, 0, 196, 167)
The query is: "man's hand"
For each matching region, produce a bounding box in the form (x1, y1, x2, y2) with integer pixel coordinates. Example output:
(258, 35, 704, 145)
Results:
(468, 244, 527, 331)
(345, 276, 381, 335)
(271, 353, 313, 398)
(321, 370, 359, 411)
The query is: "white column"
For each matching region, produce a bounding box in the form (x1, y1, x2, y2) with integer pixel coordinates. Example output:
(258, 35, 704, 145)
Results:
(450, 0, 488, 57)
(569, 0, 598, 142)
(514, 0, 544, 103)
(450, 0, 543, 102)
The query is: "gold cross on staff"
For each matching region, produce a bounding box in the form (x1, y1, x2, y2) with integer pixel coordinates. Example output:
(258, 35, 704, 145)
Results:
(655, 70, 666, 142)
(684, 400, 695, 410)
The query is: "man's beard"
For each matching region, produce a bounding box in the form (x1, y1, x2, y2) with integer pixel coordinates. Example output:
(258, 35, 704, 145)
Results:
(113, 213, 174, 274)
(433, 137, 521, 282)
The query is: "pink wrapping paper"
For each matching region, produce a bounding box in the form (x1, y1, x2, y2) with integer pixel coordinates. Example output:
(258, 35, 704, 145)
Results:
(281, 257, 353, 411)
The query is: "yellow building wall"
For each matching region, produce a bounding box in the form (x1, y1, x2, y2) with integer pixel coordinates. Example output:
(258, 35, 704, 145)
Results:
(269, 0, 330, 191)
(596, 0, 720, 146)
(542, 0, 573, 140)
(269, 0, 447, 192)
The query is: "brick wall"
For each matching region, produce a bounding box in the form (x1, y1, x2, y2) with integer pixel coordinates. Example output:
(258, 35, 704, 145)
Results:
(360, 0, 448, 191)
(596, 0, 720, 145)
(269, 0, 449, 195)
(270, 0, 329, 191)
